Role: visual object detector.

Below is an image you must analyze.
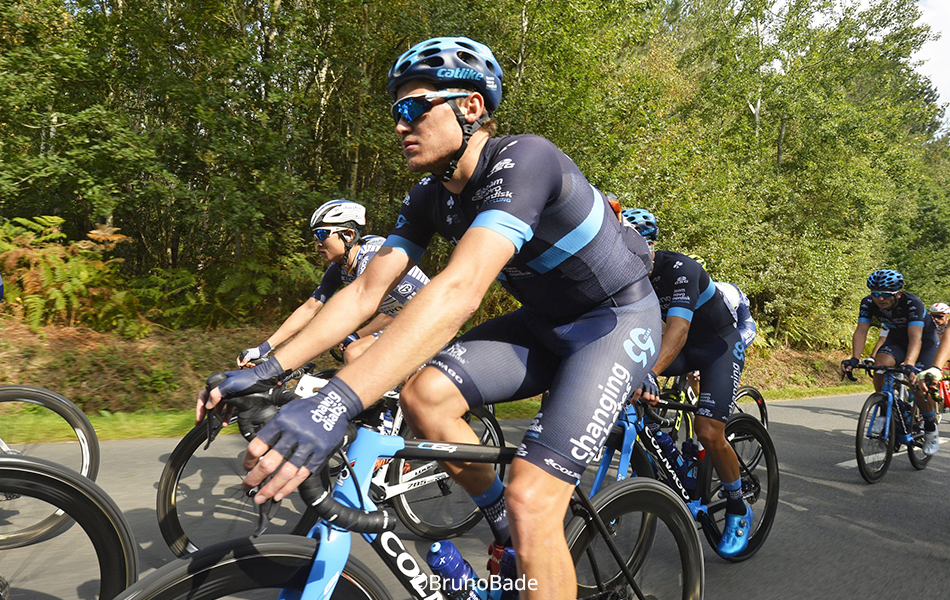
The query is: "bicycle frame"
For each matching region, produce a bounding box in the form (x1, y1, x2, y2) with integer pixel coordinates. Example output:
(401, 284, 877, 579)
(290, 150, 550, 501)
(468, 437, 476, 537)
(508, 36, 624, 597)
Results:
(589, 402, 710, 522)
(283, 427, 644, 600)
(863, 371, 916, 446)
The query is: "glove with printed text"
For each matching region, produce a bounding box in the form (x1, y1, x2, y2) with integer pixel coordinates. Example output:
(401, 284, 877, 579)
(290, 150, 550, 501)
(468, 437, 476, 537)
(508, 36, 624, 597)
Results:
(640, 371, 660, 399)
(253, 378, 364, 473)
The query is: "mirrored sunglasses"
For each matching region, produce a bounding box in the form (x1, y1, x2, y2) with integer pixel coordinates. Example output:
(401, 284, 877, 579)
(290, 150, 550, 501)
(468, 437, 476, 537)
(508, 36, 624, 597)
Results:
(390, 92, 469, 125)
(870, 291, 899, 298)
(313, 227, 345, 242)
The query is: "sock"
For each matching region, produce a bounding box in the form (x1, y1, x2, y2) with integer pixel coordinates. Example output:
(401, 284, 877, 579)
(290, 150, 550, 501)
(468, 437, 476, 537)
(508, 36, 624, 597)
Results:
(722, 478, 745, 516)
(922, 411, 936, 432)
(471, 476, 511, 546)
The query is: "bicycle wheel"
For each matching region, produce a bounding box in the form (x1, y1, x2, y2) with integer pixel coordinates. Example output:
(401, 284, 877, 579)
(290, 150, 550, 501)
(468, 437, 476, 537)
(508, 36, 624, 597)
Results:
(114, 535, 389, 600)
(855, 393, 895, 484)
(907, 404, 933, 470)
(387, 406, 505, 540)
(732, 385, 768, 429)
(0, 455, 137, 600)
(0, 385, 100, 549)
(697, 413, 779, 562)
(566, 478, 704, 600)
(156, 421, 318, 557)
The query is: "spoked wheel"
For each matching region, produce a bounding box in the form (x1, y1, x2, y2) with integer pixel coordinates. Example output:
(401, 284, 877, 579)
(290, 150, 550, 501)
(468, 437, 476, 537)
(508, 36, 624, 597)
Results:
(0, 385, 100, 549)
(907, 403, 934, 470)
(386, 406, 505, 540)
(114, 536, 388, 600)
(0, 456, 137, 600)
(566, 478, 704, 600)
(855, 393, 895, 484)
(698, 413, 779, 562)
(156, 420, 317, 557)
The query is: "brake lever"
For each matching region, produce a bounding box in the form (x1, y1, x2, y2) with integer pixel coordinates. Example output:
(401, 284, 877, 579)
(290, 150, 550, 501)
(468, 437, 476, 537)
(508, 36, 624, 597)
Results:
(248, 486, 281, 537)
(204, 409, 224, 449)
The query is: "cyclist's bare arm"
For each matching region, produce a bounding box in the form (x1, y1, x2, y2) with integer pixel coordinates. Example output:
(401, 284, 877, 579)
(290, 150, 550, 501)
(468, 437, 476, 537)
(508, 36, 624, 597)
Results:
(237, 297, 324, 367)
(934, 328, 950, 369)
(243, 227, 516, 501)
(355, 313, 393, 338)
(634, 315, 689, 404)
(850, 321, 872, 362)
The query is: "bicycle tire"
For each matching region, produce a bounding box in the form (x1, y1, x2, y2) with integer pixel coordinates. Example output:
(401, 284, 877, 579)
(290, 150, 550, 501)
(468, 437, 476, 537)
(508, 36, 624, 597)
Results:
(114, 535, 390, 600)
(0, 455, 137, 599)
(907, 404, 933, 470)
(565, 478, 704, 600)
(0, 385, 100, 549)
(386, 405, 505, 540)
(697, 413, 779, 562)
(156, 420, 319, 557)
(855, 393, 895, 484)
(732, 385, 768, 429)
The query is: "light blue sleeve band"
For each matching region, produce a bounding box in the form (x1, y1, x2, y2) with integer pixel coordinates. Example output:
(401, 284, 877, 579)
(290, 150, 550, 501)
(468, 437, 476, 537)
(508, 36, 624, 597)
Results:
(858, 317, 872, 324)
(909, 321, 925, 328)
(668, 307, 694, 322)
(383, 235, 425, 264)
(471, 210, 534, 253)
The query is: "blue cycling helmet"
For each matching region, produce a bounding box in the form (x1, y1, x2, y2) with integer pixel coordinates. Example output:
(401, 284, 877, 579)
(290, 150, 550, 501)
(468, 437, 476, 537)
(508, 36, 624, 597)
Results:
(387, 37, 503, 115)
(621, 208, 659, 242)
(866, 269, 904, 291)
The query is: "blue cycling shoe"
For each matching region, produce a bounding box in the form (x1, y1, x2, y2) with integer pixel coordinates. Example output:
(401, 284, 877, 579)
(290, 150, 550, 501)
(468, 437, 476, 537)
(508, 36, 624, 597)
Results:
(717, 504, 753, 557)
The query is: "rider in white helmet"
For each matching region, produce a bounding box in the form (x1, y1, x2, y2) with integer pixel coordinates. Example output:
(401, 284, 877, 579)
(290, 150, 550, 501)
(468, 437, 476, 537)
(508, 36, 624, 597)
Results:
(237, 199, 429, 366)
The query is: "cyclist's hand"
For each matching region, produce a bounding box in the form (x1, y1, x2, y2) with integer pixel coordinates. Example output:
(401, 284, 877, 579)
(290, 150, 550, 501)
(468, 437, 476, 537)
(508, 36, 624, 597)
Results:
(242, 378, 363, 504)
(198, 357, 287, 425)
(901, 363, 920, 384)
(237, 341, 272, 367)
(638, 371, 660, 405)
(841, 357, 859, 374)
(920, 366, 943, 384)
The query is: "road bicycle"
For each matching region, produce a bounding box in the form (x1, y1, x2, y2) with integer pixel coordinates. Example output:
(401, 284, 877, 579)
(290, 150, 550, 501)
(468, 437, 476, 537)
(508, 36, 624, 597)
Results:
(0, 385, 100, 548)
(122, 412, 705, 600)
(847, 362, 935, 483)
(156, 367, 504, 556)
(928, 367, 950, 423)
(0, 454, 137, 600)
(657, 375, 767, 440)
(588, 397, 779, 563)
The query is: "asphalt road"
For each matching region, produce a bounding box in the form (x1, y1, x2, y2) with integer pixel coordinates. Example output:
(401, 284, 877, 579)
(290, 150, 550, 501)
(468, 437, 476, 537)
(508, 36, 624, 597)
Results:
(4, 391, 950, 599)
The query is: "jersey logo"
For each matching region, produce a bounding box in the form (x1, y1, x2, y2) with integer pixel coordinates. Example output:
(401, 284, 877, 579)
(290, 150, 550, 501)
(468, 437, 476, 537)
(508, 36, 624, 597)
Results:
(499, 140, 519, 154)
(675, 276, 689, 285)
(673, 261, 683, 269)
(623, 328, 656, 367)
(402, 194, 411, 206)
(489, 158, 516, 176)
(396, 214, 408, 229)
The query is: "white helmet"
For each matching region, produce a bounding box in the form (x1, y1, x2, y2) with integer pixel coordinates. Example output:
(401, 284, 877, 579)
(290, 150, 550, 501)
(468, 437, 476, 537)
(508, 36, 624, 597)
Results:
(716, 281, 742, 311)
(929, 302, 950, 316)
(310, 199, 366, 233)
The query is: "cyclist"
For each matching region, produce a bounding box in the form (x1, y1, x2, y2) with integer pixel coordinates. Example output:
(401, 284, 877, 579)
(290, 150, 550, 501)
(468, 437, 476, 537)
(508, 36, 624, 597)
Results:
(841, 269, 940, 455)
(622, 208, 753, 557)
(200, 36, 660, 599)
(919, 303, 950, 385)
(716, 281, 757, 349)
(235, 200, 429, 366)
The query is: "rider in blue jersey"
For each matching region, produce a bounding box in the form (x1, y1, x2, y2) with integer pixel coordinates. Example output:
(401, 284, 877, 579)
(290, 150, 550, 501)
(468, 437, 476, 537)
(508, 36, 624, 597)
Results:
(200, 37, 661, 599)
(235, 200, 429, 366)
(623, 208, 753, 557)
(841, 269, 940, 455)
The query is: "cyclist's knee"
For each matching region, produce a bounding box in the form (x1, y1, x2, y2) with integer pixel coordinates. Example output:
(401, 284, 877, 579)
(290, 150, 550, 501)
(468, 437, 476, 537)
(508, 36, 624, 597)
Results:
(506, 470, 573, 539)
(400, 367, 468, 428)
(694, 416, 726, 448)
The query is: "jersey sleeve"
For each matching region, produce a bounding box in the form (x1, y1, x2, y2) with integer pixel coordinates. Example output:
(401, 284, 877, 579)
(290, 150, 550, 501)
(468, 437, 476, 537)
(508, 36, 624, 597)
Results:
(384, 179, 438, 264)
(310, 263, 343, 303)
(469, 137, 563, 253)
(858, 296, 875, 323)
(905, 294, 926, 328)
(666, 261, 706, 322)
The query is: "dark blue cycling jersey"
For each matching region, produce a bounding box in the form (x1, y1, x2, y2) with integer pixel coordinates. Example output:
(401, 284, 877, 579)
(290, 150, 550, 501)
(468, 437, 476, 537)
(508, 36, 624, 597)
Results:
(649, 251, 736, 344)
(311, 235, 429, 317)
(384, 135, 652, 323)
(858, 291, 938, 349)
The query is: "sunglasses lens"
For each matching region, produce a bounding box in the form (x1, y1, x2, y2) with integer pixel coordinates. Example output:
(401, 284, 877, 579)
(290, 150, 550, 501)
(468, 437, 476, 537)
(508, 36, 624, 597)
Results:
(314, 229, 330, 241)
(392, 97, 430, 124)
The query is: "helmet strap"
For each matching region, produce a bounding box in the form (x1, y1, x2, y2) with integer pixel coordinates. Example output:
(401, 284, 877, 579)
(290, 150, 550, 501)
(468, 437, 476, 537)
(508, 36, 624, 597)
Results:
(338, 230, 361, 272)
(439, 101, 489, 182)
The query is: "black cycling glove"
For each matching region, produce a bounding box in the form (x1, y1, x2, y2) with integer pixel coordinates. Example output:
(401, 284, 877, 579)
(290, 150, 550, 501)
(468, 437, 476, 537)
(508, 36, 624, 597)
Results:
(841, 357, 859, 371)
(217, 357, 288, 398)
(640, 371, 660, 398)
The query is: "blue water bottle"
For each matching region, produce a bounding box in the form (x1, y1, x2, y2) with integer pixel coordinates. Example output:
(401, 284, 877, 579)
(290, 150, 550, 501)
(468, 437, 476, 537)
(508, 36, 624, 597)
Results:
(647, 423, 686, 473)
(427, 541, 487, 600)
